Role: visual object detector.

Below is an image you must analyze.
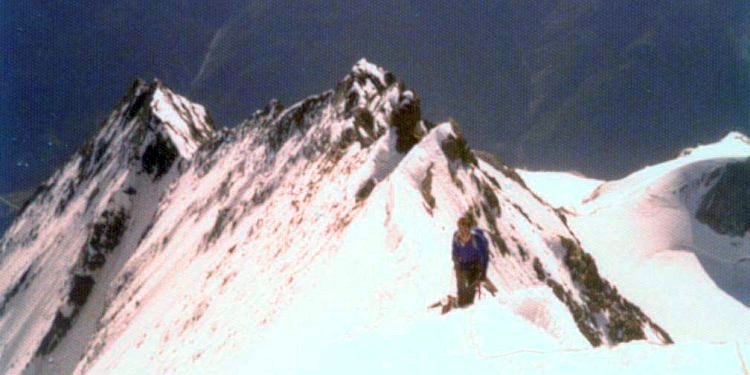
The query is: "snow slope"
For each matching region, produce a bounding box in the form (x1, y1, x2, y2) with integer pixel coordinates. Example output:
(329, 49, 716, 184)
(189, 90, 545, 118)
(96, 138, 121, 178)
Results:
(528, 133, 750, 342)
(0, 80, 214, 374)
(0, 60, 715, 375)
(517, 170, 603, 210)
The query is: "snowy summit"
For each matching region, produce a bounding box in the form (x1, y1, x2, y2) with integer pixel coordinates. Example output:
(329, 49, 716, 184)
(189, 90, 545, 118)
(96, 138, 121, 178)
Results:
(1, 60, 748, 374)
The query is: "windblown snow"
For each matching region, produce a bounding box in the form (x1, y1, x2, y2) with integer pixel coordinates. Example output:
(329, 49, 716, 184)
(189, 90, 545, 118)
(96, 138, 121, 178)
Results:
(0, 60, 747, 374)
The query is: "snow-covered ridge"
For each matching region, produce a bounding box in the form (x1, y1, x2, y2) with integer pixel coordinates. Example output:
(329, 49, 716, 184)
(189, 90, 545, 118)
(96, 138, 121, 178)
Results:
(583, 131, 750, 207)
(0, 79, 214, 374)
(1, 60, 673, 374)
(148, 80, 214, 158)
(520, 131, 750, 342)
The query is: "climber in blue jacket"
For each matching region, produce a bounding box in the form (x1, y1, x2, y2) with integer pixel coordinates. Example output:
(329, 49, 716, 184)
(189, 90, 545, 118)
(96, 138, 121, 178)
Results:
(452, 216, 490, 307)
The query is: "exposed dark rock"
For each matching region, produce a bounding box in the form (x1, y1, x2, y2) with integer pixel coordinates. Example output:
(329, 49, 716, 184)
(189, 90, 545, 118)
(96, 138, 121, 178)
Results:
(696, 158, 750, 237)
(55, 182, 76, 216)
(440, 132, 477, 166)
(384, 72, 397, 87)
(217, 172, 233, 199)
(85, 209, 129, 271)
(352, 108, 377, 147)
(18, 183, 51, 216)
(512, 203, 534, 225)
(608, 302, 648, 343)
(533, 257, 547, 281)
(548, 277, 603, 347)
(481, 181, 500, 215)
(267, 92, 332, 151)
(141, 133, 179, 179)
(561, 236, 607, 311)
(420, 164, 436, 214)
(344, 91, 359, 113)
(339, 127, 358, 150)
(534, 255, 602, 346)
(336, 62, 392, 102)
(475, 150, 531, 191)
(517, 243, 528, 261)
(468, 201, 508, 257)
(391, 91, 423, 153)
(207, 208, 232, 244)
(533, 238, 672, 346)
(68, 274, 95, 307)
(354, 108, 374, 135)
(36, 274, 95, 356)
(89, 209, 129, 254)
(137, 222, 154, 247)
(256, 99, 285, 120)
(125, 88, 152, 121)
(251, 183, 277, 206)
(93, 138, 110, 165)
(0, 265, 33, 317)
(482, 172, 501, 190)
(500, 166, 529, 190)
(558, 236, 672, 345)
(85, 187, 100, 212)
(36, 312, 73, 356)
(474, 150, 506, 170)
(356, 178, 377, 202)
(488, 231, 510, 256)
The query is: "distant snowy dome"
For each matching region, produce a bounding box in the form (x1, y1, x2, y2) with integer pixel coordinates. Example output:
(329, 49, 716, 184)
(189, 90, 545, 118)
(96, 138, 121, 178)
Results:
(677, 131, 750, 159)
(542, 131, 750, 342)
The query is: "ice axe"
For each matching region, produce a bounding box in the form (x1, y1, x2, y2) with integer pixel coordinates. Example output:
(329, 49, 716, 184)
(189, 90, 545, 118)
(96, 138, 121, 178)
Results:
(472, 276, 498, 299)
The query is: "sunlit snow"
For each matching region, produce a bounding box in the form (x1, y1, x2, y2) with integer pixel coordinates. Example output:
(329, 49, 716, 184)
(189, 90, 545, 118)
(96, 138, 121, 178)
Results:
(1, 62, 748, 374)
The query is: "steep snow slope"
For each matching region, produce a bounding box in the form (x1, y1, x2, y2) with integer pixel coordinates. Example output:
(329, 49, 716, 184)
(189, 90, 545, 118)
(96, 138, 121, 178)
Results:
(0, 80, 214, 374)
(536, 133, 750, 342)
(2, 60, 671, 374)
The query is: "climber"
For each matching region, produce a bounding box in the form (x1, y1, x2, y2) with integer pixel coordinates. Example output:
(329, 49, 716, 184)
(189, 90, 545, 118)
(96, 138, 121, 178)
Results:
(452, 215, 490, 307)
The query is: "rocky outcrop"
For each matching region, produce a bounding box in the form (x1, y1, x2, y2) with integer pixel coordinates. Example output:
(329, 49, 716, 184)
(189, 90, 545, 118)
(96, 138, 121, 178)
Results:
(534, 237, 673, 346)
(696, 158, 750, 237)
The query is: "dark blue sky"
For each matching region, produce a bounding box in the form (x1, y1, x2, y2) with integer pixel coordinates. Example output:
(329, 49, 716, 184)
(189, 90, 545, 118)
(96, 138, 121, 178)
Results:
(1, 0, 242, 194)
(2, 1, 749, 196)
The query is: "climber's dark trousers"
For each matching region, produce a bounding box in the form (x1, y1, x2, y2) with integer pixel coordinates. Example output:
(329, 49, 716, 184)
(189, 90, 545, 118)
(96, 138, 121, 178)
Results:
(455, 263, 482, 307)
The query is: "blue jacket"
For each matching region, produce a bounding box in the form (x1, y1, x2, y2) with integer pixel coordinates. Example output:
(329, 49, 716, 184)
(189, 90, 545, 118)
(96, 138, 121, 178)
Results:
(452, 228, 489, 273)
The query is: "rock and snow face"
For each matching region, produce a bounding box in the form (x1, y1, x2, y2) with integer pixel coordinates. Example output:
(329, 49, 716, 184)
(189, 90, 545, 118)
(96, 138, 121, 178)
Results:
(526, 132, 750, 342)
(0, 60, 688, 374)
(0, 80, 215, 374)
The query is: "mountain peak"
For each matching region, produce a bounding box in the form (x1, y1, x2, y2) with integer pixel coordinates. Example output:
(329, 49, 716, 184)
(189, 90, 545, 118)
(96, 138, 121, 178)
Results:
(332, 59, 426, 153)
(60, 78, 217, 191)
(350, 58, 395, 90)
(0, 62, 680, 374)
(721, 131, 750, 145)
(677, 131, 750, 161)
(123, 79, 215, 159)
(336, 59, 398, 111)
